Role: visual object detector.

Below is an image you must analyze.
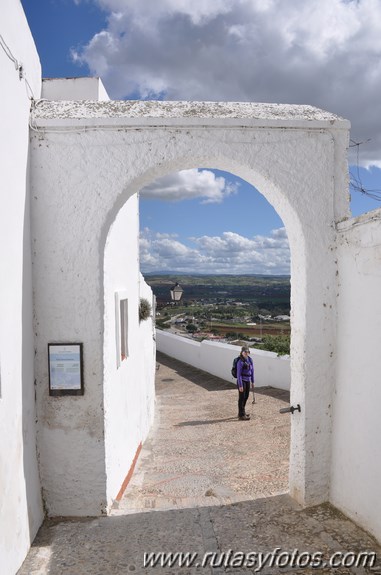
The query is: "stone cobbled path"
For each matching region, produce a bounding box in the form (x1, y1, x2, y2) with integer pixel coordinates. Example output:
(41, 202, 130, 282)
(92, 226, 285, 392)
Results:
(113, 351, 290, 514)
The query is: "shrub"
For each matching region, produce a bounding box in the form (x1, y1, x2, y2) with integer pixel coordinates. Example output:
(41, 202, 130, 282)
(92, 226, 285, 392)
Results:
(139, 298, 152, 322)
(259, 335, 290, 356)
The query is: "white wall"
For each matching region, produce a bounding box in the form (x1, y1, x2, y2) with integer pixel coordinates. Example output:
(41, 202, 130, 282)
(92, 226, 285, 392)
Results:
(42, 77, 110, 101)
(103, 197, 155, 509)
(31, 154, 108, 515)
(156, 331, 290, 390)
(0, 1, 43, 573)
(331, 210, 381, 541)
(138, 273, 157, 442)
(30, 130, 157, 515)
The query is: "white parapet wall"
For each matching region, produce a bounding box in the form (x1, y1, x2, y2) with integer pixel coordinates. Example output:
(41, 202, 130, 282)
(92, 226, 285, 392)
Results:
(156, 330, 290, 391)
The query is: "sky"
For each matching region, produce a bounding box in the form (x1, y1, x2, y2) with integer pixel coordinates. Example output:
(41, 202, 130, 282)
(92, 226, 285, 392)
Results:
(20, 0, 381, 275)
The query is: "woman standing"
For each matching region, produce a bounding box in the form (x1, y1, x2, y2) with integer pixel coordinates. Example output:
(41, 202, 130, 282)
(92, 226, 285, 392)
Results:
(237, 346, 254, 420)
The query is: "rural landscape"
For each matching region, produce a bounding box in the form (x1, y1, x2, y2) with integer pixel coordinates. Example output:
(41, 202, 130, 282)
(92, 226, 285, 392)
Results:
(143, 274, 291, 355)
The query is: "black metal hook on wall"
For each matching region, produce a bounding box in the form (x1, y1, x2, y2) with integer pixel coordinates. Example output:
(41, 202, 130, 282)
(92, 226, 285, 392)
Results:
(279, 404, 301, 415)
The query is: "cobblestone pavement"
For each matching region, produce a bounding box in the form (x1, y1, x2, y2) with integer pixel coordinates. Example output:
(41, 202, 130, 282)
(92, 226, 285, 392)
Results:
(18, 353, 381, 575)
(114, 351, 291, 513)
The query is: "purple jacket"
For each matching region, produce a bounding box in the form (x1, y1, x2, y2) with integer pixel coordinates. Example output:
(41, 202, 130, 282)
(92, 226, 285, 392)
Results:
(237, 355, 254, 387)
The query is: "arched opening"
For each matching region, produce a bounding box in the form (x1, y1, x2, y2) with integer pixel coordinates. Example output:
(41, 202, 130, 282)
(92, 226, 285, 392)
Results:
(103, 160, 305, 511)
(139, 167, 291, 508)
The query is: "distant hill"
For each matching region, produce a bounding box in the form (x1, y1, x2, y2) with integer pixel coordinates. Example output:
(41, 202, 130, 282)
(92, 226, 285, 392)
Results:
(143, 273, 290, 283)
(143, 273, 290, 313)
(143, 272, 290, 279)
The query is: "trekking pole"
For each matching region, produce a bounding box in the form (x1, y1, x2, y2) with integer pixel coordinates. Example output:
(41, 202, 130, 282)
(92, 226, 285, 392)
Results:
(251, 383, 255, 404)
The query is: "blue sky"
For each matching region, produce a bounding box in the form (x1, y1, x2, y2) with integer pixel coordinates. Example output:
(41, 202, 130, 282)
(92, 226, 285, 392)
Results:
(20, 0, 381, 274)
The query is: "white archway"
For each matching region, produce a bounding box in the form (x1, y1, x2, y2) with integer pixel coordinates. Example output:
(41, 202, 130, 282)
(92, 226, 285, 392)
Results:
(30, 100, 350, 515)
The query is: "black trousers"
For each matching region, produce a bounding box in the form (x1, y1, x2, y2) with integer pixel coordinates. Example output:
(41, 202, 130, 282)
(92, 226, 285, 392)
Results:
(238, 379, 251, 416)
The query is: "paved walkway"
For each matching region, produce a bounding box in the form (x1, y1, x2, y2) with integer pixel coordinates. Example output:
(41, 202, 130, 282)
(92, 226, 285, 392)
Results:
(113, 351, 290, 513)
(18, 353, 381, 574)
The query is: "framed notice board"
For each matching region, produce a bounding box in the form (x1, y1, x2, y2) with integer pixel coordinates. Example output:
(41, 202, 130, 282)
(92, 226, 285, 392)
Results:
(48, 343, 84, 396)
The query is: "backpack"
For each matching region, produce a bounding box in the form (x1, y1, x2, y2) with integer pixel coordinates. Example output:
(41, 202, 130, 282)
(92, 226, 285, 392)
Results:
(231, 355, 252, 378)
(231, 356, 240, 378)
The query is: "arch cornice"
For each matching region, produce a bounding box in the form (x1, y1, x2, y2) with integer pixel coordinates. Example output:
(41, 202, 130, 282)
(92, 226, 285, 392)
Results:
(31, 99, 350, 131)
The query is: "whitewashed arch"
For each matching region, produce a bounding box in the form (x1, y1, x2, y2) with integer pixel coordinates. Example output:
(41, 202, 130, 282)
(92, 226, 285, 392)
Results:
(30, 101, 350, 515)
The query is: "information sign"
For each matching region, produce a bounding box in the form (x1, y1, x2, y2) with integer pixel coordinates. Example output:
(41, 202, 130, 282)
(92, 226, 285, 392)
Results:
(48, 343, 84, 396)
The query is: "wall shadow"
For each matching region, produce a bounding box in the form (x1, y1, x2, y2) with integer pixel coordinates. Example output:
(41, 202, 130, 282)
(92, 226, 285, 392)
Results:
(22, 154, 44, 542)
(18, 495, 381, 574)
(157, 351, 289, 405)
(157, 351, 234, 392)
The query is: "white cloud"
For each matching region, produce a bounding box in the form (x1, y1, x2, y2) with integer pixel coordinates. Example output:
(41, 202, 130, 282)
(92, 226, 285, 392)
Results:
(140, 169, 239, 203)
(72, 0, 381, 166)
(140, 227, 290, 274)
(95, 0, 234, 26)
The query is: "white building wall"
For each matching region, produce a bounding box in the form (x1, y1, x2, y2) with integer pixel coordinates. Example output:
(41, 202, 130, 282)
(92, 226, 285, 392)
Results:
(156, 331, 290, 391)
(103, 197, 155, 508)
(31, 154, 108, 515)
(138, 272, 156, 438)
(0, 1, 43, 573)
(42, 77, 110, 101)
(29, 123, 160, 515)
(332, 209, 381, 541)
